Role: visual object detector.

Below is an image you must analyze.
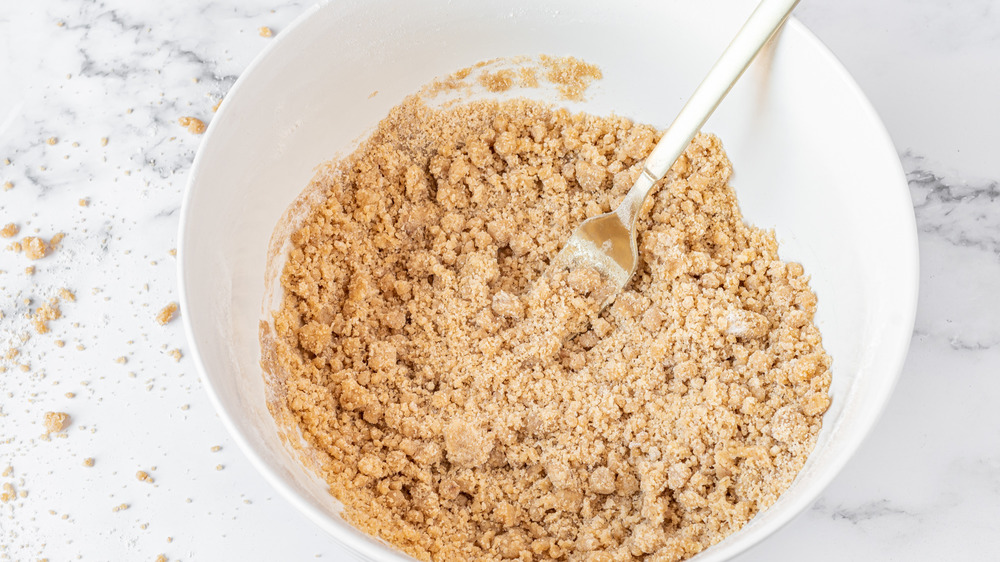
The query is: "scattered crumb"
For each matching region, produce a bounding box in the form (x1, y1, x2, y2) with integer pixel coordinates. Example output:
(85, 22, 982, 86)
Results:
(79, 198, 89, 207)
(59, 288, 76, 302)
(258, 26, 273, 37)
(55, 340, 66, 348)
(368, 90, 378, 99)
(46, 137, 58, 145)
(112, 503, 129, 512)
(210, 445, 222, 452)
(44, 411, 70, 434)
(136, 470, 154, 484)
(1, 483, 14, 503)
(168, 248, 177, 256)
(24, 266, 35, 276)
(212, 98, 223, 112)
(30, 300, 61, 334)
(3, 181, 12, 190)
(168, 349, 183, 362)
(156, 302, 178, 325)
(115, 356, 127, 364)
(64, 392, 75, 398)
(478, 69, 516, 92)
(83, 458, 95, 467)
(155, 555, 167, 562)
(178, 116, 206, 135)
(538, 54, 603, 101)
(215, 464, 223, 471)
(21, 236, 49, 260)
(1, 466, 10, 477)
(518, 66, 539, 87)
(1, 223, 18, 238)
(100, 137, 109, 146)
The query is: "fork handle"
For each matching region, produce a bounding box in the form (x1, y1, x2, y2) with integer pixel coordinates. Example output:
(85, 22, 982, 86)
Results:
(616, 0, 799, 226)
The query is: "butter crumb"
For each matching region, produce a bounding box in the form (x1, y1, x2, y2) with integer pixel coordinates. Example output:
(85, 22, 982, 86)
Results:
(178, 116, 206, 135)
(258, 26, 273, 37)
(21, 236, 49, 260)
(44, 411, 70, 434)
(156, 302, 178, 325)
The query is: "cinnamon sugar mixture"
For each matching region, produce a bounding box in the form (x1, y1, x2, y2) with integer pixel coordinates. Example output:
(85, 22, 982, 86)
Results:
(268, 96, 831, 561)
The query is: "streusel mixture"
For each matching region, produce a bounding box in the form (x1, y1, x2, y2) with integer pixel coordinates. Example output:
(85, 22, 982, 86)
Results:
(266, 96, 831, 561)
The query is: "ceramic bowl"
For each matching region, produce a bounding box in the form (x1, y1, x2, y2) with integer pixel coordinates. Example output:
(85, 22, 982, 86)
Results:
(178, 1, 918, 559)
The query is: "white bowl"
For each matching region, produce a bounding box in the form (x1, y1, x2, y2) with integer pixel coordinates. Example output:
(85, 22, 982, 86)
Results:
(178, 1, 918, 560)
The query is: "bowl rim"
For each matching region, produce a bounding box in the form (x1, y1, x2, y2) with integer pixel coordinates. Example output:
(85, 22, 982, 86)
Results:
(177, 4, 919, 561)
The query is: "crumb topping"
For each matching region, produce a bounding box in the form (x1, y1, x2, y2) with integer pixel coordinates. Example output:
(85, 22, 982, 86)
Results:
(265, 94, 831, 561)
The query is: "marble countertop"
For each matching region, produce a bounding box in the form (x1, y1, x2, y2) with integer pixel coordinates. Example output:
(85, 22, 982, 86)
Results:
(1, 0, 997, 560)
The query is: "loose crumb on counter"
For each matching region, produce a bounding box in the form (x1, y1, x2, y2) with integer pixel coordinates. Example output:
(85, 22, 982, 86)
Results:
(83, 458, 95, 467)
(44, 412, 70, 434)
(21, 236, 49, 260)
(156, 302, 178, 325)
(258, 26, 273, 37)
(264, 92, 832, 562)
(30, 301, 62, 334)
(136, 471, 154, 484)
(112, 503, 129, 512)
(1, 223, 18, 238)
(178, 116, 206, 135)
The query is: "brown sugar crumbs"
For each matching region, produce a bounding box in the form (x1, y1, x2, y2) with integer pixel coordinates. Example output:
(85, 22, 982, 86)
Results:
(21, 236, 49, 260)
(539, 55, 602, 101)
(44, 411, 70, 434)
(156, 302, 178, 325)
(178, 116, 206, 135)
(267, 95, 831, 561)
(0, 223, 18, 238)
(30, 300, 62, 334)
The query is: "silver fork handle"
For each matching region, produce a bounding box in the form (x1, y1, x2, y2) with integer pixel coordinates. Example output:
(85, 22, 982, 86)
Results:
(615, 0, 800, 228)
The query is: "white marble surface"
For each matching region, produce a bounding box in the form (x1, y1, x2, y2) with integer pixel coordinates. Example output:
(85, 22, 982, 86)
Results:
(1, 0, 997, 560)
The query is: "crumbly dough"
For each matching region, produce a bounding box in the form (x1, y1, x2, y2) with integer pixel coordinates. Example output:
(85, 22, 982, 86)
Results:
(268, 96, 831, 561)
(156, 302, 178, 325)
(43, 412, 70, 434)
(178, 116, 206, 134)
(21, 236, 49, 260)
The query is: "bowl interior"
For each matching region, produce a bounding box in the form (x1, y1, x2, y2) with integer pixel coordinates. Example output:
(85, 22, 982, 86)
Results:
(179, 1, 917, 560)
